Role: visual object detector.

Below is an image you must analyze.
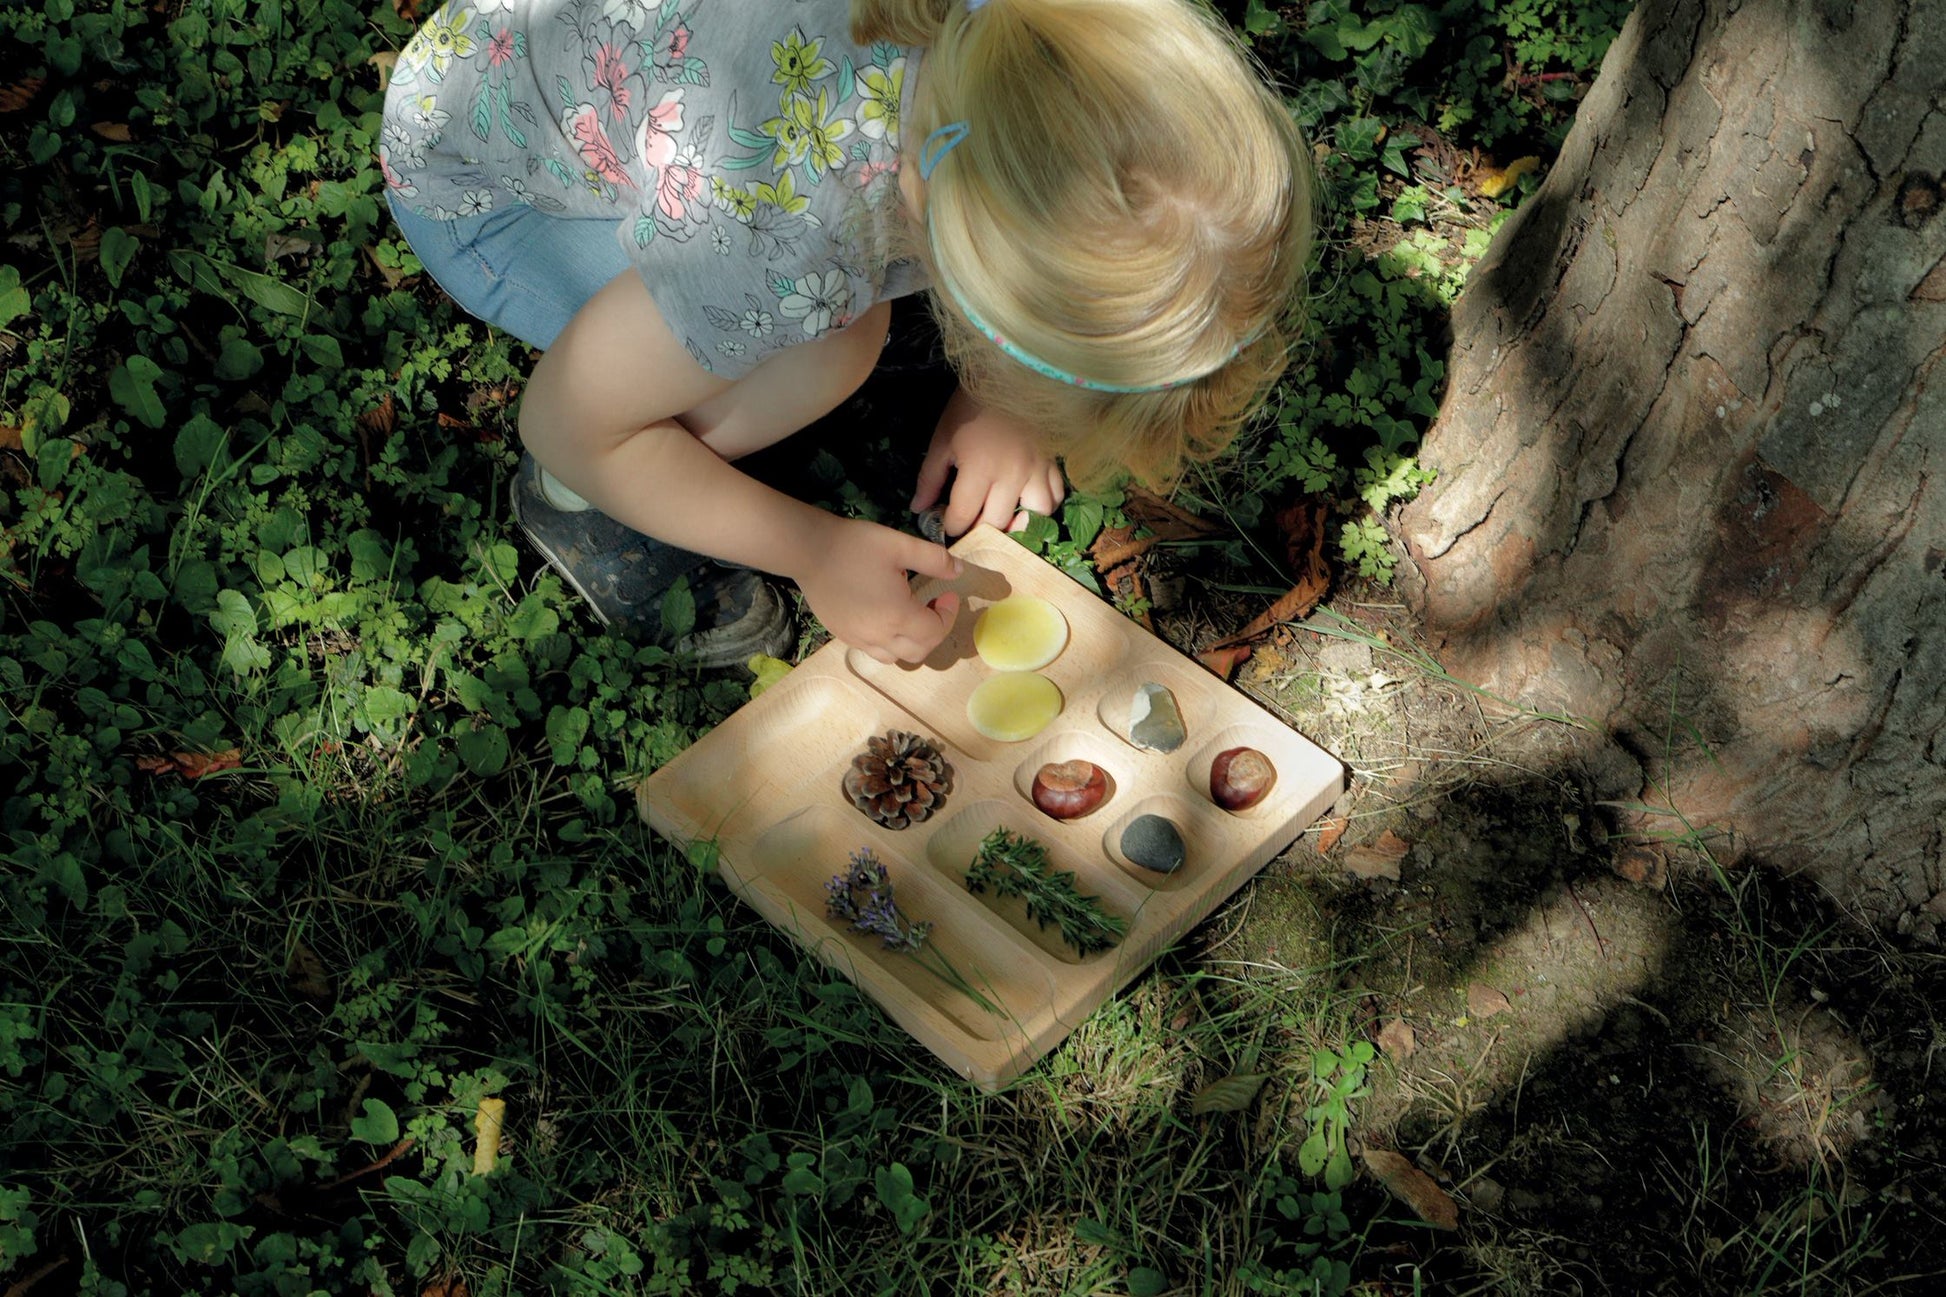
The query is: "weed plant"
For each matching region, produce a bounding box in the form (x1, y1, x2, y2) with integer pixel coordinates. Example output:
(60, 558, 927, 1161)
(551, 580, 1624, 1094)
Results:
(1, 0, 1629, 1291)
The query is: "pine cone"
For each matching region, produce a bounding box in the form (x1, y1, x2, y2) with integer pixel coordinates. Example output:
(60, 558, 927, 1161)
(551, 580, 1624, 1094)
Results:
(843, 730, 954, 829)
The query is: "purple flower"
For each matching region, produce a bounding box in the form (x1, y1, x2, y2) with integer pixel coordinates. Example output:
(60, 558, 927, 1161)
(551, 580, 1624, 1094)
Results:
(827, 849, 932, 952)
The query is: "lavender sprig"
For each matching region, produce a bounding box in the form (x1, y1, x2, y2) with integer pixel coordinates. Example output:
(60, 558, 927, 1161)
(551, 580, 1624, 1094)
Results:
(826, 849, 1001, 1016)
(826, 850, 934, 952)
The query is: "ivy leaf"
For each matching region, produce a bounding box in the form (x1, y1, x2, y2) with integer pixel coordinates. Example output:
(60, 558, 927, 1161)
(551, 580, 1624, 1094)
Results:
(99, 227, 139, 288)
(747, 654, 792, 698)
(659, 578, 696, 642)
(361, 685, 414, 738)
(0, 264, 29, 329)
(214, 335, 264, 380)
(1064, 497, 1104, 550)
(299, 334, 344, 369)
(456, 723, 510, 775)
(873, 1162, 929, 1235)
(545, 704, 589, 764)
(350, 1098, 399, 1144)
(109, 355, 167, 428)
(173, 413, 225, 477)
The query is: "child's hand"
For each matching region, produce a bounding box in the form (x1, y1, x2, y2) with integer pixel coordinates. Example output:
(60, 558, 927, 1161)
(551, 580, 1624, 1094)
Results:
(793, 518, 963, 664)
(912, 389, 1066, 539)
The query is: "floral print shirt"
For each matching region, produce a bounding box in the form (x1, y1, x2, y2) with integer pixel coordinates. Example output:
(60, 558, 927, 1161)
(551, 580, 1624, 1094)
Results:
(381, 0, 924, 376)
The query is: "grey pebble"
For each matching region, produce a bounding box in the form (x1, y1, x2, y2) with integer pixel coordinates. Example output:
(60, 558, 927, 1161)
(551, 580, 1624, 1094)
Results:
(1121, 814, 1186, 873)
(1128, 683, 1186, 753)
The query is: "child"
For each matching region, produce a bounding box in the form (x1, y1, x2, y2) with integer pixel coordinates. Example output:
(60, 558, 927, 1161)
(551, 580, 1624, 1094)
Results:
(380, 0, 1312, 667)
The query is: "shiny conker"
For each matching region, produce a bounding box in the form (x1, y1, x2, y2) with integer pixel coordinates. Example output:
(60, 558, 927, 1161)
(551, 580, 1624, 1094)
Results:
(1210, 746, 1276, 811)
(1031, 759, 1108, 819)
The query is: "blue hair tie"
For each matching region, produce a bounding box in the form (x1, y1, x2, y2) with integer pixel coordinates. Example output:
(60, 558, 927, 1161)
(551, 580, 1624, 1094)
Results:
(919, 121, 969, 180)
(967, 0, 990, 10)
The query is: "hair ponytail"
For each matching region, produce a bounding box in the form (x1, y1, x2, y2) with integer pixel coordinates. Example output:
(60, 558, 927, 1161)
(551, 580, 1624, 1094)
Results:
(851, 0, 955, 46)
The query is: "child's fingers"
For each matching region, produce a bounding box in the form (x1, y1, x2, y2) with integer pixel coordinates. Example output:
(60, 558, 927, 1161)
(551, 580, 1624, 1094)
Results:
(910, 443, 954, 512)
(898, 533, 964, 583)
(1017, 470, 1062, 520)
(888, 592, 959, 663)
(942, 470, 998, 537)
(974, 483, 1022, 534)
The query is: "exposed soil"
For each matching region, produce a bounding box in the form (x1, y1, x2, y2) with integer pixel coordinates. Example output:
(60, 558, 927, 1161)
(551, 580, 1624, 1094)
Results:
(1173, 592, 1946, 1294)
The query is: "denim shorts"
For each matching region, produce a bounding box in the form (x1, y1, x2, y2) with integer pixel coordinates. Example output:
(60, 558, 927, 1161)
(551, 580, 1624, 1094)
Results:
(385, 193, 630, 352)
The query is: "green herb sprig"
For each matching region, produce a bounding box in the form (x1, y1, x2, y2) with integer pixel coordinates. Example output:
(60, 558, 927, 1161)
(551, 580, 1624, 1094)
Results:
(965, 828, 1128, 956)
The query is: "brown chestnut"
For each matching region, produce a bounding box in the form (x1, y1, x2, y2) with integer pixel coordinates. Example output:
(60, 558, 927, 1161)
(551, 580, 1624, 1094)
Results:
(1031, 759, 1108, 819)
(1210, 746, 1276, 811)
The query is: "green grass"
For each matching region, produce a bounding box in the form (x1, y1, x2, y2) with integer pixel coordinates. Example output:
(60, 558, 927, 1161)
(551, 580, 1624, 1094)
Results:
(0, 0, 1638, 1290)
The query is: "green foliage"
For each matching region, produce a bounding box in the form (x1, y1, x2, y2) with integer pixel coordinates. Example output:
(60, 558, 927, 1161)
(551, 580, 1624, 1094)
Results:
(1298, 1040, 1376, 1191)
(1241, 1171, 1357, 1295)
(964, 826, 1130, 956)
(0, 1, 1628, 1291)
(1012, 486, 1123, 593)
(1203, 0, 1632, 583)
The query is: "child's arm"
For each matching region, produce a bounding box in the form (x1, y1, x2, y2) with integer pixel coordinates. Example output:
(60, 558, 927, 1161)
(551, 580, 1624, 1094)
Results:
(912, 386, 1067, 538)
(519, 271, 962, 664)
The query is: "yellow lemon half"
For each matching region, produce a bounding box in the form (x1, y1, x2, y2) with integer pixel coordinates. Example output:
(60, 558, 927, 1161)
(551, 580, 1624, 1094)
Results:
(966, 672, 1064, 743)
(972, 596, 1069, 671)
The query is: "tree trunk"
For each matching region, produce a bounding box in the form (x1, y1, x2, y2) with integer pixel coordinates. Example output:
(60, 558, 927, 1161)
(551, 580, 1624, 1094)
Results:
(1394, 0, 1946, 934)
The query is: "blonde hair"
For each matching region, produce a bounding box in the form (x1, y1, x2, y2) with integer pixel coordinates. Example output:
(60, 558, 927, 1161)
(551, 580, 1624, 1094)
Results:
(853, 0, 1313, 489)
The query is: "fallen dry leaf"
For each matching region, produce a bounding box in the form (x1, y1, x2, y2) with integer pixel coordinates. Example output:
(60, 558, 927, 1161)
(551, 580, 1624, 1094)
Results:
(90, 121, 133, 142)
(1478, 154, 1541, 199)
(1913, 258, 1946, 303)
(1313, 815, 1348, 853)
(0, 77, 45, 114)
(1363, 1149, 1459, 1229)
(1376, 1017, 1417, 1059)
(1613, 845, 1668, 889)
(1467, 982, 1513, 1018)
(135, 748, 243, 779)
(472, 1097, 507, 1176)
(1122, 485, 1221, 539)
(1197, 643, 1251, 681)
(357, 393, 398, 440)
(419, 1279, 468, 1297)
(1342, 828, 1408, 881)
(364, 243, 413, 290)
(1189, 1073, 1269, 1115)
(68, 220, 101, 263)
(1211, 500, 1331, 649)
(0, 426, 22, 453)
(286, 940, 335, 1003)
(1090, 524, 1152, 573)
(368, 50, 399, 92)
(264, 231, 314, 263)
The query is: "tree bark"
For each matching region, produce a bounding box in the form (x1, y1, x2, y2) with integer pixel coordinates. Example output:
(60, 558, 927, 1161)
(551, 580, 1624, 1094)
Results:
(1395, 0, 1946, 934)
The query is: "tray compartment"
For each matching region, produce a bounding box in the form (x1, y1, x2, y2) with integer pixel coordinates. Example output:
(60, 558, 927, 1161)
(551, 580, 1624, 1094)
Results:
(1009, 728, 1127, 825)
(1100, 793, 1226, 893)
(844, 646, 1005, 764)
(746, 805, 1055, 1042)
(645, 671, 899, 843)
(922, 799, 1138, 966)
(1092, 653, 1217, 758)
(1184, 720, 1341, 819)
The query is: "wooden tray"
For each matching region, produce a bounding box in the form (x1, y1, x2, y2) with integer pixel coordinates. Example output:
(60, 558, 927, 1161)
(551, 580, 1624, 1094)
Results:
(637, 525, 1344, 1089)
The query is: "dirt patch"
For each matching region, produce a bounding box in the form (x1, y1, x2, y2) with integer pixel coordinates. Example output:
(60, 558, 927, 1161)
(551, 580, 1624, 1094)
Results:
(1170, 593, 1946, 1293)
